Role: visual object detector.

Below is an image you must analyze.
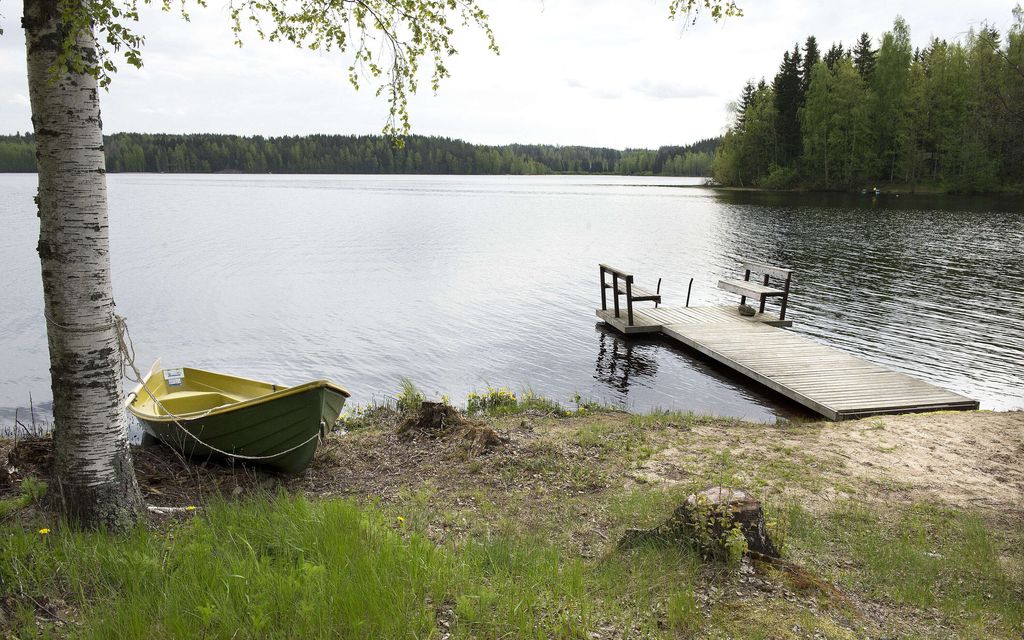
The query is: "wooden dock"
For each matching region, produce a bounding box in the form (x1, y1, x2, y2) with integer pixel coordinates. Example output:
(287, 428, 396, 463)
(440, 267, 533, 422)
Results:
(596, 264, 978, 421)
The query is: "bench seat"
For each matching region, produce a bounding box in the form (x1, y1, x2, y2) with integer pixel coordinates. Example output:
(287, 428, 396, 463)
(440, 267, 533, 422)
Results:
(718, 279, 785, 298)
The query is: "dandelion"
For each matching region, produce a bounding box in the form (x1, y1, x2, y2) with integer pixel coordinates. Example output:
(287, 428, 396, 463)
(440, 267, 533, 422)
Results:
(38, 528, 50, 535)
(185, 505, 197, 511)
(397, 516, 405, 525)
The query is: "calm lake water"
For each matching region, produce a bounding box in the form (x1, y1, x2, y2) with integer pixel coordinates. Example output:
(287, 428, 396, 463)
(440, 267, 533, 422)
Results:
(1, 173, 1022, 428)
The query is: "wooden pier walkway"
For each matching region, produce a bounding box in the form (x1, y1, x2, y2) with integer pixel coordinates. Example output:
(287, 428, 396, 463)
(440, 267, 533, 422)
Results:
(597, 264, 978, 421)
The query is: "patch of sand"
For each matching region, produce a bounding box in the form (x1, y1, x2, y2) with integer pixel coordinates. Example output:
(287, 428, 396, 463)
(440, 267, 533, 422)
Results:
(811, 410, 1024, 516)
(638, 410, 1024, 521)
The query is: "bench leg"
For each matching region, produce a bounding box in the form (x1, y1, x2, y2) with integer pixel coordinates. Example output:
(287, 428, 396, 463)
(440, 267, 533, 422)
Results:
(779, 272, 792, 321)
(758, 274, 770, 313)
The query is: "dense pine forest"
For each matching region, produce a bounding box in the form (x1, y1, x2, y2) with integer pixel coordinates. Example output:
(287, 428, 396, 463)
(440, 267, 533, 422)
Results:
(714, 9, 1024, 193)
(0, 133, 717, 177)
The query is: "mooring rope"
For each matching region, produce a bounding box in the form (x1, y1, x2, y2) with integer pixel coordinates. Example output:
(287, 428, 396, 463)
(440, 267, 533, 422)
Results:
(44, 307, 322, 461)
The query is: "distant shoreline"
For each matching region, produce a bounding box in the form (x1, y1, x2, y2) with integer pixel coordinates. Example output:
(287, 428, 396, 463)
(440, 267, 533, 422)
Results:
(3, 171, 1021, 197)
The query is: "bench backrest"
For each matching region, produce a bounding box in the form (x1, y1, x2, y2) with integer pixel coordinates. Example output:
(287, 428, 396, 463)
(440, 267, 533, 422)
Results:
(739, 260, 792, 280)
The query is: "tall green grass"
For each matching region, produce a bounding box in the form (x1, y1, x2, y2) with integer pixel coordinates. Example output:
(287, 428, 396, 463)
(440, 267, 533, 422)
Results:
(1, 494, 695, 639)
(3, 496, 447, 639)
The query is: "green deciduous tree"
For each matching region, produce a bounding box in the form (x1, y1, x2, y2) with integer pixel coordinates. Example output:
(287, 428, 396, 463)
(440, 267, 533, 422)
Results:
(800, 59, 872, 189)
(872, 16, 913, 181)
(21, 0, 501, 531)
(713, 81, 776, 186)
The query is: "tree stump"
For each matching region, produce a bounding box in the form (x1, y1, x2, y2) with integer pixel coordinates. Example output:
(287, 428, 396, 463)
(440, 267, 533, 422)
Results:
(619, 486, 779, 561)
(397, 402, 462, 439)
(396, 402, 508, 453)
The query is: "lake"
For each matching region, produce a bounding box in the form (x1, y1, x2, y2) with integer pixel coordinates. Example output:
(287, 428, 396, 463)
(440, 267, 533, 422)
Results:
(1, 173, 1022, 429)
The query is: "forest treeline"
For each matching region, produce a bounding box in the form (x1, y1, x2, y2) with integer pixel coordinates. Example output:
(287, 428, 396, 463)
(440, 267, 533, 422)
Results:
(713, 9, 1024, 193)
(0, 133, 717, 177)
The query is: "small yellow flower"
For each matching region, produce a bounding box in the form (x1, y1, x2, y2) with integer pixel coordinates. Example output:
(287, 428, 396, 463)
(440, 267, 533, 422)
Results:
(397, 516, 405, 524)
(185, 505, 197, 511)
(38, 528, 51, 535)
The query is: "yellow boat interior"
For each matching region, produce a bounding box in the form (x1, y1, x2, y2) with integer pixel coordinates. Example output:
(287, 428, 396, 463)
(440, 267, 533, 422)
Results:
(127, 366, 286, 419)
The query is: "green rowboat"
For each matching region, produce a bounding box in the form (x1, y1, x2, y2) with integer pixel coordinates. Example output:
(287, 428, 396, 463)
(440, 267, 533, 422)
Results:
(126, 364, 350, 474)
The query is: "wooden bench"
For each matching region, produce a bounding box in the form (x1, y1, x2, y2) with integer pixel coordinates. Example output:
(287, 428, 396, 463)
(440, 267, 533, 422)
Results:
(599, 264, 661, 326)
(718, 260, 792, 320)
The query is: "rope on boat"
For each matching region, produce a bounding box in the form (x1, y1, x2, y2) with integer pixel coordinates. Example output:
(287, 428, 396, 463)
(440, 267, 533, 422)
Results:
(43, 307, 324, 460)
(113, 315, 324, 461)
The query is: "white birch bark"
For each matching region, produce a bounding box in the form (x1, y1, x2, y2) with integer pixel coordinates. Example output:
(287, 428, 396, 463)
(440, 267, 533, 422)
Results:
(23, 0, 143, 529)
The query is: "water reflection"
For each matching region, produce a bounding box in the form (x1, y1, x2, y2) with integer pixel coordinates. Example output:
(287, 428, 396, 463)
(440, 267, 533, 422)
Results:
(592, 326, 659, 400)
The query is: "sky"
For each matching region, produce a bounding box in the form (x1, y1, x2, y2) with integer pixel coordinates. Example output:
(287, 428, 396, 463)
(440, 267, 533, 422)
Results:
(0, 0, 1018, 148)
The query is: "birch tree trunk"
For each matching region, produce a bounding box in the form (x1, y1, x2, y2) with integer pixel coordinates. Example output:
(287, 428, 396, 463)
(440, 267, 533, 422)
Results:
(23, 0, 143, 529)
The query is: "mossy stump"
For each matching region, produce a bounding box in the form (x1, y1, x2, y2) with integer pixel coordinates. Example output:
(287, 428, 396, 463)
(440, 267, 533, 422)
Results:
(620, 486, 779, 560)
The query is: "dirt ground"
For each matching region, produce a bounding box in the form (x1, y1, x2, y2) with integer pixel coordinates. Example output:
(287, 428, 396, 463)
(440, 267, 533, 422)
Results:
(4, 409, 1021, 524)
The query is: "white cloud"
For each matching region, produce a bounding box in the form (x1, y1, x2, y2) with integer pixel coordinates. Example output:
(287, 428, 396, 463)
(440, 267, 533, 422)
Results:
(632, 80, 714, 100)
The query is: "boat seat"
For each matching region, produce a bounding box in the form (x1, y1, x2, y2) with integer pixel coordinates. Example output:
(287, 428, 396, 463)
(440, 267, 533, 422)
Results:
(154, 391, 238, 416)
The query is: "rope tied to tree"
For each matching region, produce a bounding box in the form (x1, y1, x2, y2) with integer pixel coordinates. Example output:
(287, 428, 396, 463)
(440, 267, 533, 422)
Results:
(44, 307, 324, 461)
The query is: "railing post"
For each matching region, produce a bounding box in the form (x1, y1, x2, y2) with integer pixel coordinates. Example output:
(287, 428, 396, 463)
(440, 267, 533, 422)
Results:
(600, 266, 607, 311)
(612, 273, 620, 318)
(626, 276, 634, 326)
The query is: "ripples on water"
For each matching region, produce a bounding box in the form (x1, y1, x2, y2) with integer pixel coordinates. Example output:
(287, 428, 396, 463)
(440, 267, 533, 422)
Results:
(1, 174, 1021, 430)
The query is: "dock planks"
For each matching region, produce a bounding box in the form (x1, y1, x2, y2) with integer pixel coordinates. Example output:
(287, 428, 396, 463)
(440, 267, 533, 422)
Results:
(596, 305, 978, 420)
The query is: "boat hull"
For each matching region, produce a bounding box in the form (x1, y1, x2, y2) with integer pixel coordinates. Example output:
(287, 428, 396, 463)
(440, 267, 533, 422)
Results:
(127, 367, 350, 474)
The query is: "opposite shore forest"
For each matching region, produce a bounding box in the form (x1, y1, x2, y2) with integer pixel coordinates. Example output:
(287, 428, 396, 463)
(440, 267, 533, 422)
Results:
(2, 15, 1021, 194)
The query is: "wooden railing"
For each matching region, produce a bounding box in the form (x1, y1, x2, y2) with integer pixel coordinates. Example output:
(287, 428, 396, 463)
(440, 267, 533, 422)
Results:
(599, 264, 661, 326)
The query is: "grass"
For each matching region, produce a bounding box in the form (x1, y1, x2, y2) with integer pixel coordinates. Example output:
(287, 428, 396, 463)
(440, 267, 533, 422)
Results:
(783, 501, 1023, 637)
(467, 385, 570, 417)
(0, 493, 699, 639)
(0, 477, 46, 518)
(2, 405, 1021, 639)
